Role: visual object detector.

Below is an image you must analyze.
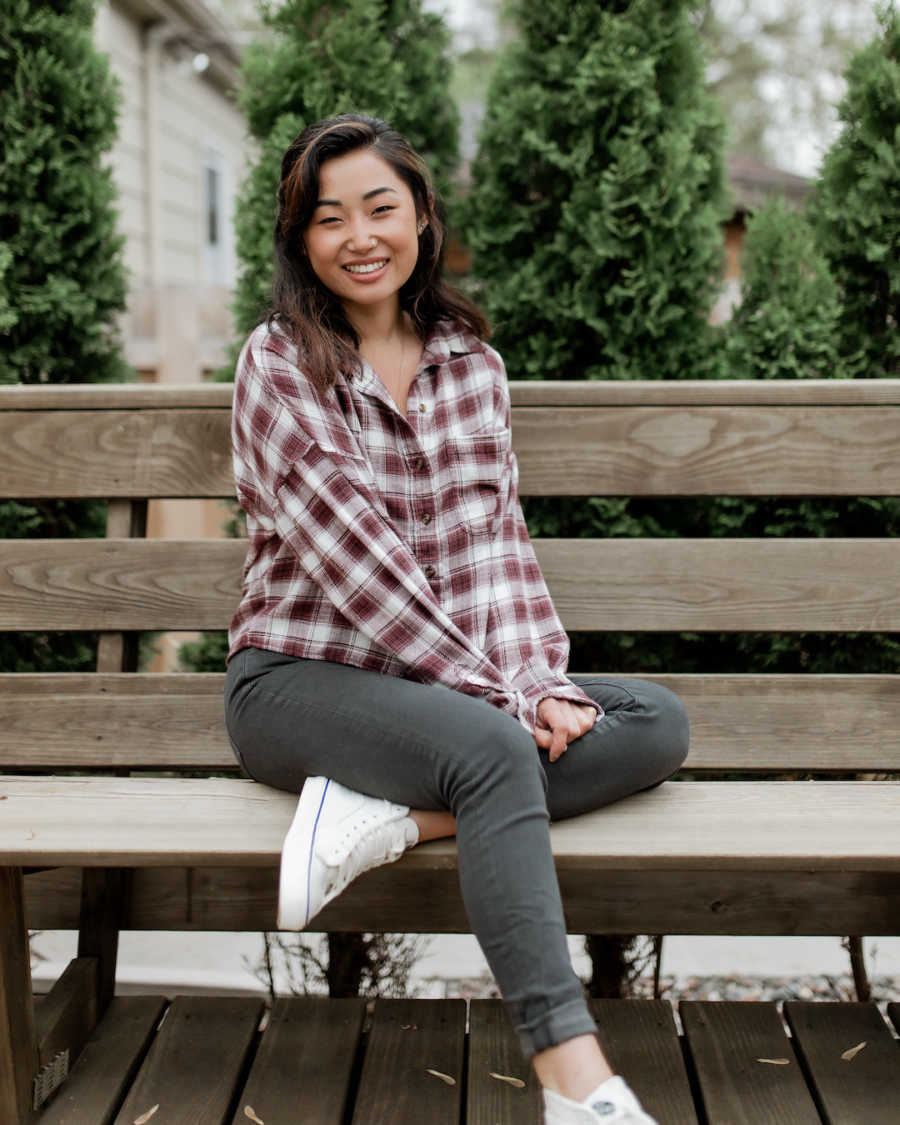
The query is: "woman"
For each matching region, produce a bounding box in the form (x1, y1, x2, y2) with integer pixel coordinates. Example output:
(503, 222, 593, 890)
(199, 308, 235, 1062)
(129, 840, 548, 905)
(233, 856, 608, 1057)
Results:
(225, 113, 689, 1125)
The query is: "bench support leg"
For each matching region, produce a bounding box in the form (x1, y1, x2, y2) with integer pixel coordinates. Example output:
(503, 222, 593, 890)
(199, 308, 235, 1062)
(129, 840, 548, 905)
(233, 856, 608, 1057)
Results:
(78, 868, 130, 1016)
(1, 866, 38, 1124)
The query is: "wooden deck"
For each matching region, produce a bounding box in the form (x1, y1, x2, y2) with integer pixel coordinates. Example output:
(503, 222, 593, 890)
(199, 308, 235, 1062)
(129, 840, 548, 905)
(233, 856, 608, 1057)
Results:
(34, 996, 900, 1124)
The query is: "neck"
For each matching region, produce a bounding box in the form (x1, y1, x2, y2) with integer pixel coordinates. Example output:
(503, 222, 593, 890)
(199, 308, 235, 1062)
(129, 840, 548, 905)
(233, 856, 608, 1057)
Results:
(345, 298, 405, 348)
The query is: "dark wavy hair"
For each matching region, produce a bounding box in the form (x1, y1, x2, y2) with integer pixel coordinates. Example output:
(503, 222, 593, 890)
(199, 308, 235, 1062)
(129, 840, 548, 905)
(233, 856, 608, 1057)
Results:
(271, 113, 489, 390)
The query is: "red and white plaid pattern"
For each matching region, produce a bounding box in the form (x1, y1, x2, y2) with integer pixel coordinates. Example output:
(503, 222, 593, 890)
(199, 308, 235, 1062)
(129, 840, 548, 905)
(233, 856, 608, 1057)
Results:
(229, 319, 601, 732)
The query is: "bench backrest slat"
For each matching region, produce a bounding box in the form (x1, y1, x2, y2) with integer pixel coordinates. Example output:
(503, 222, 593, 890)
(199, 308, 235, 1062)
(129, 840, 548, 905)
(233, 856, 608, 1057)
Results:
(4, 402, 900, 497)
(1, 672, 897, 773)
(2, 537, 898, 633)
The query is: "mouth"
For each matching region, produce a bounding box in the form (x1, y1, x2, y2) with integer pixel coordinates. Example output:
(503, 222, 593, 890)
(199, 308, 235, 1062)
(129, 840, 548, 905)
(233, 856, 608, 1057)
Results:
(343, 259, 389, 275)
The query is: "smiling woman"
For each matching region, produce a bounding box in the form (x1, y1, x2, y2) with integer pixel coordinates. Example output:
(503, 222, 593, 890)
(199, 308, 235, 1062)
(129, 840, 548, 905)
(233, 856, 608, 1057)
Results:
(224, 113, 688, 1125)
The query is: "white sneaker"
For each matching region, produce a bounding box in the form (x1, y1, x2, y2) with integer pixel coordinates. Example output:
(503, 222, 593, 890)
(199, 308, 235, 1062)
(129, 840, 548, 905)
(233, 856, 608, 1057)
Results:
(543, 1077, 659, 1124)
(277, 776, 419, 931)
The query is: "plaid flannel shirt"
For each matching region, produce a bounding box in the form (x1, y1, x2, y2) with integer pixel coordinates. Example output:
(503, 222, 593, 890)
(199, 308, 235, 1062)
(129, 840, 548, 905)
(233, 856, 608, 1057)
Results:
(228, 319, 602, 733)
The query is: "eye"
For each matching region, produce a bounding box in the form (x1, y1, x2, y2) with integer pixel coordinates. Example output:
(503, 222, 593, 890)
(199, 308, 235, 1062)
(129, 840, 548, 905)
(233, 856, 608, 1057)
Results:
(318, 216, 341, 225)
(373, 205, 395, 215)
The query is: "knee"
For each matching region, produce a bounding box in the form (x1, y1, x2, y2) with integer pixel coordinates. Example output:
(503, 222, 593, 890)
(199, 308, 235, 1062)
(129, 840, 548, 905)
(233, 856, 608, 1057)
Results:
(640, 681, 691, 777)
(447, 709, 547, 807)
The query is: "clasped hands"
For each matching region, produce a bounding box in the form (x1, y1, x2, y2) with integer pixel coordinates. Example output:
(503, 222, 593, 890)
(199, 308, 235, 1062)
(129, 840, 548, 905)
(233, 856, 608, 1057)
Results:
(533, 697, 598, 762)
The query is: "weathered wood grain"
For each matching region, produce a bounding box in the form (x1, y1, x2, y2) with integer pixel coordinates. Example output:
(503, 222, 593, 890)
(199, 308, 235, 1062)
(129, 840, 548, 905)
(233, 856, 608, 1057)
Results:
(3, 777, 899, 873)
(783, 1001, 900, 1125)
(589, 1000, 697, 1125)
(3, 673, 898, 772)
(4, 403, 899, 497)
(112, 996, 262, 1125)
(466, 1000, 541, 1125)
(4, 537, 900, 631)
(4, 380, 900, 410)
(24, 864, 900, 936)
(35, 957, 97, 1068)
(0, 866, 37, 1125)
(514, 405, 900, 495)
(681, 1001, 820, 1124)
(0, 410, 231, 498)
(352, 999, 466, 1125)
(231, 997, 365, 1125)
(36, 996, 165, 1125)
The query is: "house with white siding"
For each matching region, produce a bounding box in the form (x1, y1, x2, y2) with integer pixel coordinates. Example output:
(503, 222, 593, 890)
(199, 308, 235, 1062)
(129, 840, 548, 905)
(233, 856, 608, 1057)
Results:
(95, 0, 251, 385)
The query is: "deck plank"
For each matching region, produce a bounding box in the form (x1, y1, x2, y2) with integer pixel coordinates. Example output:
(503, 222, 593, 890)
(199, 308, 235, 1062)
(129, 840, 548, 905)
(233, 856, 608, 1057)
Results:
(38, 996, 165, 1124)
(113, 996, 262, 1125)
(351, 998, 466, 1125)
(230, 997, 364, 1125)
(590, 1000, 698, 1125)
(681, 1001, 820, 1124)
(466, 1000, 540, 1125)
(784, 1001, 900, 1125)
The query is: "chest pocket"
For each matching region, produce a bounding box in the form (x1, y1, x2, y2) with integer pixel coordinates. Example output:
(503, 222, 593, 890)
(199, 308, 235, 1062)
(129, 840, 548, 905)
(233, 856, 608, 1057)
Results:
(441, 432, 508, 541)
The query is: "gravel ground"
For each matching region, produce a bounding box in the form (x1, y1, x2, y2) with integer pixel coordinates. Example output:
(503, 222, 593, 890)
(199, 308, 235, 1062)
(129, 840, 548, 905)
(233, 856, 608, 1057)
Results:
(423, 972, 900, 1009)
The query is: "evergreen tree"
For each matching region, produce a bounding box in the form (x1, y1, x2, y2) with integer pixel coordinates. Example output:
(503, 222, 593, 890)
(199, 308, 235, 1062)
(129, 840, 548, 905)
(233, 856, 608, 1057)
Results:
(231, 0, 459, 343)
(727, 196, 843, 379)
(467, 0, 730, 381)
(0, 0, 128, 385)
(0, 0, 129, 672)
(809, 3, 900, 378)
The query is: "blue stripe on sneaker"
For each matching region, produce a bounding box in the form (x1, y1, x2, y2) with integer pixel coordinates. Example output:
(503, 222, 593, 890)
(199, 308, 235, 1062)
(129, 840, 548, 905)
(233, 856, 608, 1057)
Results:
(306, 779, 330, 926)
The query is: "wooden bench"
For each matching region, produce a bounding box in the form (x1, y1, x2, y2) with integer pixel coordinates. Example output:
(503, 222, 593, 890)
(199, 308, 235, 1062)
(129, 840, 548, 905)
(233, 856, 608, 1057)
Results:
(1, 380, 899, 1123)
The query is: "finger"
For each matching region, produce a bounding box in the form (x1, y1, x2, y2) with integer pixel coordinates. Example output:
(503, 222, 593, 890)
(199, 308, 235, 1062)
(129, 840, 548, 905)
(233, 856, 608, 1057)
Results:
(549, 725, 567, 762)
(533, 727, 553, 750)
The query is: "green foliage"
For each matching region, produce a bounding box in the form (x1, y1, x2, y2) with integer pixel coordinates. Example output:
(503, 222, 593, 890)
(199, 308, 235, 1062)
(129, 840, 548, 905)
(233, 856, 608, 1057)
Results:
(726, 197, 843, 379)
(0, 0, 128, 672)
(809, 3, 900, 377)
(229, 0, 460, 347)
(0, 0, 129, 385)
(467, 0, 730, 381)
(178, 631, 230, 673)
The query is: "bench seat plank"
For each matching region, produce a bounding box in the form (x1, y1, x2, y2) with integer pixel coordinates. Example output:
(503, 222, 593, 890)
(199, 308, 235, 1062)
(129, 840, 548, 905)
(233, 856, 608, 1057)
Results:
(352, 999, 466, 1125)
(783, 1001, 900, 1125)
(589, 1000, 698, 1125)
(681, 1001, 821, 1124)
(37, 996, 165, 1125)
(466, 1000, 541, 1124)
(5, 538, 900, 633)
(231, 997, 365, 1125)
(112, 996, 262, 1125)
(2, 778, 899, 870)
(3, 673, 898, 773)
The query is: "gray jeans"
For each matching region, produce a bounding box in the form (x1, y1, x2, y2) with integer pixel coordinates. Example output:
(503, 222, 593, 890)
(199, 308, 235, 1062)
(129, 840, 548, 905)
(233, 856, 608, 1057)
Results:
(224, 646, 690, 1057)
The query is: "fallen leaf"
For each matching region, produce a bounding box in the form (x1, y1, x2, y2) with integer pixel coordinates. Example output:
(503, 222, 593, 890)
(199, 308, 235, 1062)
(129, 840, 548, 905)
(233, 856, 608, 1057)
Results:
(426, 1068, 456, 1085)
(244, 1107, 265, 1124)
(489, 1072, 526, 1088)
(841, 1041, 867, 1062)
(756, 1058, 790, 1066)
(134, 1107, 159, 1124)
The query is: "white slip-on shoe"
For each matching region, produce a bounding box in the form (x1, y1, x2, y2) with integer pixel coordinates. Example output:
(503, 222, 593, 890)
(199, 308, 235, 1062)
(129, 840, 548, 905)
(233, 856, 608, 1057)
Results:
(277, 776, 419, 931)
(543, 1077, 659, 1124)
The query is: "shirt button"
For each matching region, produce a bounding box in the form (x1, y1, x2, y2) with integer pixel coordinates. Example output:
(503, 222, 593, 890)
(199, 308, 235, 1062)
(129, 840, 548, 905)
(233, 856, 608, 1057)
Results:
(412, 456, 425, 470)
(421, 512, 432, 525)
(419, 403, 427, 413)
(424, 565, 436, 579)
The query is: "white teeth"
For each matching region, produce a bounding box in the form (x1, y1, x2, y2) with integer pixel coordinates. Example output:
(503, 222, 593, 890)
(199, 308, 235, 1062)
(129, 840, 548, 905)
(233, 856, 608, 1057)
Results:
(344, 260, 387, 274)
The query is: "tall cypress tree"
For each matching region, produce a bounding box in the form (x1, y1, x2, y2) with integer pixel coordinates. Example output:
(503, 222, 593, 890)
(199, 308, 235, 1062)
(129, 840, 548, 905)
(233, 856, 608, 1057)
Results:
(0, 0, 128, 385)
(467, 0, 729, 381)
(232, 0, 459, 342)
(809, 3, 900, 378)
(0, 0, 129, 672)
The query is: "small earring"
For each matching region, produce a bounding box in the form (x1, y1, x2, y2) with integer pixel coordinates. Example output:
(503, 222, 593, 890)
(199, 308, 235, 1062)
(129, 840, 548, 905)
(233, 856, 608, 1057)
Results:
(417, 220, 427, 236)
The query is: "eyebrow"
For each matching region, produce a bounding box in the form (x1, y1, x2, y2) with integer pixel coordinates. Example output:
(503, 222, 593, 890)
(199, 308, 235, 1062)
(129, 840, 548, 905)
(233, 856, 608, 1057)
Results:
(314, 186, 399, 208)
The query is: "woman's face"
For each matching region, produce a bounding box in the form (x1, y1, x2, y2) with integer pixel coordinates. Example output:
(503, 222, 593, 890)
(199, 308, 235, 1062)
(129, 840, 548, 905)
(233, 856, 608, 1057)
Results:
(303, 148, 421, 317)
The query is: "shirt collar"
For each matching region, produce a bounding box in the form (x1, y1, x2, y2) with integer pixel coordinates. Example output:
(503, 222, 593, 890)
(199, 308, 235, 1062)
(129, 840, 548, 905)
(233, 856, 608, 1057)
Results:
(419, 320, 482, 367)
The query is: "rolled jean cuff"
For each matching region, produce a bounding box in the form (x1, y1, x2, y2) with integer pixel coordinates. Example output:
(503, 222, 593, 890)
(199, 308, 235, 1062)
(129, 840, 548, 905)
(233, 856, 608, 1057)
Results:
(514, 996, 598, 1059)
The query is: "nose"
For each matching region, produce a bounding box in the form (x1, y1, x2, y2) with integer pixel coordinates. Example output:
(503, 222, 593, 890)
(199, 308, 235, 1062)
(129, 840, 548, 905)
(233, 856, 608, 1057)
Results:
(346, 216, 375, 250)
